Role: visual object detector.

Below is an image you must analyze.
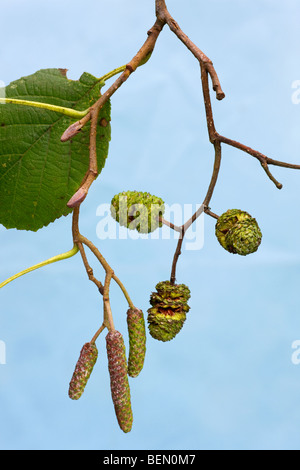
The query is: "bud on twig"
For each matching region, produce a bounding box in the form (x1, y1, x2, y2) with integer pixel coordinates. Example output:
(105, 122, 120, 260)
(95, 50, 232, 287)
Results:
(106, 330, 133, 433)
(127, 308, 146, 378)
(61, 121, 83, 142)
(68, 342, 98, 400)
(67, 187, 88, 208)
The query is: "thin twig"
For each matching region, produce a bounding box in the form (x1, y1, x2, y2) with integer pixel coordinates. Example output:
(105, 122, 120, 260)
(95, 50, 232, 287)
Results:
(156, 0, 225, 100)
(200, 63, 218, 142)
(204, 208, 219, 220)
(112, 274, 135, 309)
(169, 68, 223, 284)
(77, 242, 104, 293)
(66, 109, 100, 207)
(90, 324, 106, 344)
(170, 228, 184, 285)
(72, 208, 104, 292)
(103, 272, 115, 331)
(62, 17, 165, 210)
(160, 217, 182, 233)
(169, 142, 221, 284)
(72, 208, 134, 308)
(202, 141, 222, 208)
(61, 19, 164, 144)
(69, 0, 300, 307)
(216, 134, 285, 189)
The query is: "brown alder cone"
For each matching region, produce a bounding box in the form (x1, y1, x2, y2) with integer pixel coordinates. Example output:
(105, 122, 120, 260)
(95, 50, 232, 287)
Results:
(106, 330, 133, 433)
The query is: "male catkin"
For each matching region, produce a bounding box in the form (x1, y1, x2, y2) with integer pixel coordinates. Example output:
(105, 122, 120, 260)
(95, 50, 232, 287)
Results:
(106, 330, 133, 433)
(68, 342, 98, 400)
(127, 308, 146, 377)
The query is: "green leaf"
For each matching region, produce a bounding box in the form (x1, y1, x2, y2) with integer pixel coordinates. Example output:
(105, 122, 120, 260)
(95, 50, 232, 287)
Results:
(0, 68, 111, 231)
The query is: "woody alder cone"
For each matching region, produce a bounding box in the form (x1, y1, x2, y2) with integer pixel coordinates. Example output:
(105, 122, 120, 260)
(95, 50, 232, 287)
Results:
(215, 209, 262, 256)
(147, 281, 191, 342)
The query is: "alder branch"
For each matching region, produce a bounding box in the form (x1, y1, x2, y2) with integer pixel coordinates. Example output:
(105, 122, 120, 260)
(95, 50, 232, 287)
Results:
(216, 134, 300, 189)
(71, 207, 104, 292)
(103, 272, 114, 331)
(62, 0, 226, 206)
(170, 231, 185, 285)
(66, 109, 100, 208)
(204, 208, 219, 220)
(61, 19, 165, 144)
(72, 207, 134, 313)
(61, 17, 165, 209)
(160, 217, 182, 233)
(66, 0, 300, 289)
(169, 142, 221, 284)
(77, 242, 104, 294)
(90, 324, 106, 344)
(199, 59, 300, 190)
(156, 0, 225, 101)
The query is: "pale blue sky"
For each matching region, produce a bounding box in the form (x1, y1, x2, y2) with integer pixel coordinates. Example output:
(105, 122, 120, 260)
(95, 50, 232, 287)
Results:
(1, 0, 300, 450)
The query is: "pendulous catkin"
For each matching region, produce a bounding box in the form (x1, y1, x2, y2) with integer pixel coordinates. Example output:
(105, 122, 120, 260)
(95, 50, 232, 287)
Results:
(127, 308, 146, 378)
(68, 342, 98, 400)
(106, 330, 133, 433)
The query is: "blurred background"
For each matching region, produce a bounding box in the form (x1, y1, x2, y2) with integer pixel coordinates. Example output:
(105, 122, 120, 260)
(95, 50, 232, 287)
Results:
(1, 0, 300, 450)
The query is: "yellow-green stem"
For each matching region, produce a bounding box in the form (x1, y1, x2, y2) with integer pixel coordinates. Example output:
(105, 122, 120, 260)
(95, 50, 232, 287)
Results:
(0, 244, 79, 289)
(0, 98, 89, 119)
(98, 65, 126, 83)
(98, 54, 152, 84)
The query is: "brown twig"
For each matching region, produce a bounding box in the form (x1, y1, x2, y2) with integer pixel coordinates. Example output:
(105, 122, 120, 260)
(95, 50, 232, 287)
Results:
(169, 141, 222, 284)
(61, 18, 164, 145)
(62, 18, 165, 210)
(77, 242, 104, 293)
(204, 208, 219, 220)
(62, 0, 225, 208)
(68, 0, 300, 299)
(202, 142, 222, 208)
(66, 108, 100, 207)
(160, 217, 182, 233)
(156, 0, 225, 100)
(215, 134, 300, 189)
(103, 272, 115, 331)
(169, 68, 223, 284)
(170, 228, 184, 285)
(72, 207, 134, 312)
(72, 207, 104, 292)
(90, 324, 106, 344)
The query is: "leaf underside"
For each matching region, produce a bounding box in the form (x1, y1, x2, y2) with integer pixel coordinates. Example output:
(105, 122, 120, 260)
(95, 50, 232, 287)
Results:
(0, 68, 111, 231)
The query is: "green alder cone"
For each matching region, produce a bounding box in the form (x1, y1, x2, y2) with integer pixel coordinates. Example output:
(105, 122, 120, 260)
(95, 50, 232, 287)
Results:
(68, 342, 98, 400)
(227, 218, 262, 255)
(110, 190, 165, 233)
(106, 330, 133, 433)
(147, 281, 191, 342)
(127, 308, 146, 378)
(215, 209, 262, 255)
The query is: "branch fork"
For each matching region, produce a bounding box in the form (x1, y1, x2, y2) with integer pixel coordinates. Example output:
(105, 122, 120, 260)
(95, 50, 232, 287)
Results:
(62, 0, 300, 309)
